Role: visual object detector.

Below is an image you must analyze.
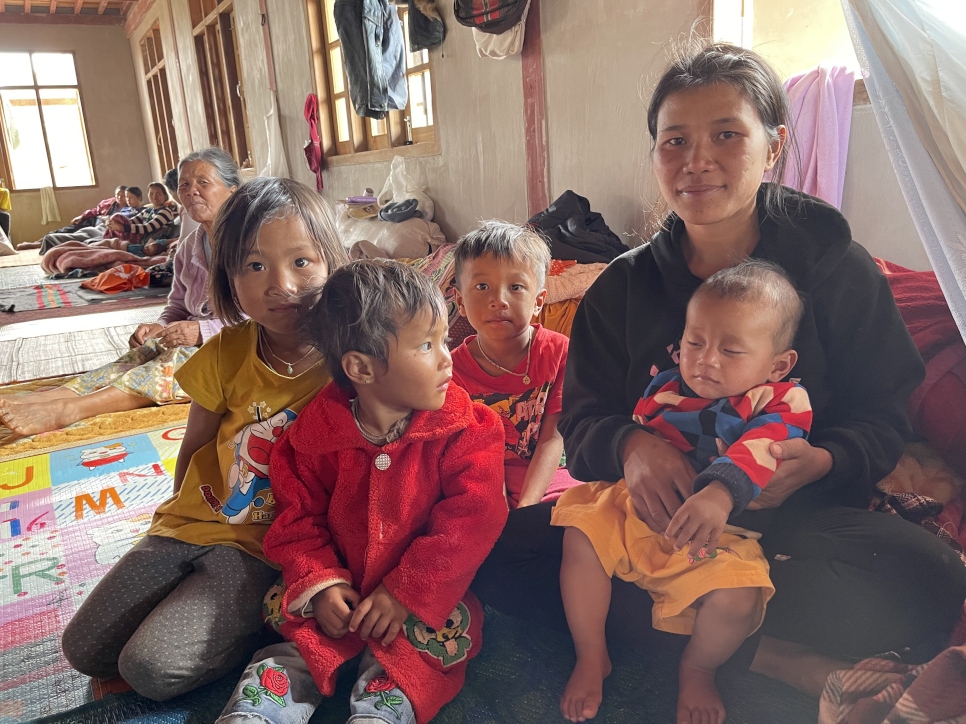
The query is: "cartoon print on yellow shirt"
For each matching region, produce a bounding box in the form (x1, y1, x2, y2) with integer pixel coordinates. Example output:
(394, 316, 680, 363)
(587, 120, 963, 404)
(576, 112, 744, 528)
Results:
(475, 382, 551, 460)
(218, 407, 298, 524)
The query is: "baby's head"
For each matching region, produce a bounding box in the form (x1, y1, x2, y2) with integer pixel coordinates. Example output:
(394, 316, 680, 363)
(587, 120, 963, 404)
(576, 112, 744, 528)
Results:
(208, 176, 348, 330)
(306, 259, 452, 411)
(453, 221, 550, 341)
(680, 259, 803, 399)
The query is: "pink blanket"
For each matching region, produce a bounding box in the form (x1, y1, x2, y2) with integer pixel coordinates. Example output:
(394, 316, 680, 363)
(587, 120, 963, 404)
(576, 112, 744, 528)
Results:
(41, 244, 166, 275)
(774, 65, 857, 209)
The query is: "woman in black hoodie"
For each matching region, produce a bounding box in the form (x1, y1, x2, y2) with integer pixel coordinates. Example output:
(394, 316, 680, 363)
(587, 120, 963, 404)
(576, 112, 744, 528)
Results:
(474, 43, 966, 698)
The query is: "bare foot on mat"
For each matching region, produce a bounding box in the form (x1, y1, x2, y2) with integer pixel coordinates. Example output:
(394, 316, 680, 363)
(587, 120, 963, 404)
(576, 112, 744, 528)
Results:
(560, 653, 611, 722)
(677, 663, 725, 724)
(0, 398, 74, 435)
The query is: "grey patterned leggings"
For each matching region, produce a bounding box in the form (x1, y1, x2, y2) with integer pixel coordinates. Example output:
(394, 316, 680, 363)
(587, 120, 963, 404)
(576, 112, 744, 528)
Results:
(61, 534, 279, 701)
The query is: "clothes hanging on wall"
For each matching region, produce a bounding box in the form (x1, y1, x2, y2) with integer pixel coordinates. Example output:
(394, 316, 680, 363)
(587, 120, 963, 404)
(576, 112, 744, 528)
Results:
(39, 187, 61, 225)
(407, 0, 444, 51)
(473, 0, 528, 58)
(334, 0, 408, 119)
(773, 65, 856, 209)
(303, 93, 324, 191)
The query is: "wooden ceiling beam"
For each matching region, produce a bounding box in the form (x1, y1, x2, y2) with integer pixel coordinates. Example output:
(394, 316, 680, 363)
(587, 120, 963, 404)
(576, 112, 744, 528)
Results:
(0, 12, 125, 24)
(50, 0, 58, 12)
(24, 0, 31, 14)
(74, 0, 84, 13)
(98, 0, 109, 13)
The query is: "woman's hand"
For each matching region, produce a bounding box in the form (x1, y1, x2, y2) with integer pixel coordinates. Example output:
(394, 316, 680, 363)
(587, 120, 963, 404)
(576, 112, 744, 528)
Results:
(746, 439, 833, 510)
(155, 321, 203, 349)
(621, 429, 697, 534)
(129, 322, 164, 348)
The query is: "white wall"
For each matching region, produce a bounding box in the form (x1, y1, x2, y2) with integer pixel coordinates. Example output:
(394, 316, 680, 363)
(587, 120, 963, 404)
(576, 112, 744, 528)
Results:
(842, 104, 930, 270)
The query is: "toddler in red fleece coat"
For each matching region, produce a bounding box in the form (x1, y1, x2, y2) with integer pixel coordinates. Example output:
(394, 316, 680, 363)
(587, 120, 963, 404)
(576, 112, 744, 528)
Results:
(216, 260, 508, 724)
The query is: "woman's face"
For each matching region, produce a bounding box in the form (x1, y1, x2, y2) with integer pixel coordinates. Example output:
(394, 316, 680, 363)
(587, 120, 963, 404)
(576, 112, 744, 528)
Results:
(148, 186, 168, 207)
(652, 83, 784, 234)
(177, 161, 236, 228)
(115, 188, 127, 207)
(125, 191, 142, 208)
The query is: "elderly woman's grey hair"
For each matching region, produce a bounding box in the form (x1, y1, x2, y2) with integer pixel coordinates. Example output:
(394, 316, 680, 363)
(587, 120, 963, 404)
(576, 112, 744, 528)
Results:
(178, 147, 241, 190)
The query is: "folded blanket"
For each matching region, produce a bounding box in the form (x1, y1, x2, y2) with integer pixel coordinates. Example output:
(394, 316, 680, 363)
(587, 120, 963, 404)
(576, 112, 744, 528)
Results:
(42, 245, 167, 275)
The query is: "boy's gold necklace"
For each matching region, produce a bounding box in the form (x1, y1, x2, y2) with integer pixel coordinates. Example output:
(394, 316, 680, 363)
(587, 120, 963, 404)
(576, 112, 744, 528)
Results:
(259, 328, 315, 375)
(476, 327, 533, 384)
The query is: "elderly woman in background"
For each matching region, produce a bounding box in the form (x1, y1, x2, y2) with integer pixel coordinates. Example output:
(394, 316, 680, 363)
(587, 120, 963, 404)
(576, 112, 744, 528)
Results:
(0, 148, 239, 436)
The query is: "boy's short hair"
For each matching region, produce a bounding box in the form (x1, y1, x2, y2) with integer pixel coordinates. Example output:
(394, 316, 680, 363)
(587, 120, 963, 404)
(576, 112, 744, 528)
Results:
(209, 176, 349, 326)
(454, 220, 552, 288)
(304, 259, 447, 390)
(692, 259, 804, 352)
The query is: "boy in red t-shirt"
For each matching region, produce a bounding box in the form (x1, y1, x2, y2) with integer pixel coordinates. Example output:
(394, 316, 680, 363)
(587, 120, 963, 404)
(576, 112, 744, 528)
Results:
(451, 220, 578, 509)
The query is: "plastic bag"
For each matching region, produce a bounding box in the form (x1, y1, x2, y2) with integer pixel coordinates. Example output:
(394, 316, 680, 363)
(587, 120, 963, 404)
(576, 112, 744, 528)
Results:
(377, 156, 435, 221)
(336, 203, 446, 259)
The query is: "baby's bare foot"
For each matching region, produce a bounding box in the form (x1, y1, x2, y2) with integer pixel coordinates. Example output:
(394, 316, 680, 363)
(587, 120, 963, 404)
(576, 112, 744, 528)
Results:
(560, 653, 611, 722)
(677, 662, 725, 724)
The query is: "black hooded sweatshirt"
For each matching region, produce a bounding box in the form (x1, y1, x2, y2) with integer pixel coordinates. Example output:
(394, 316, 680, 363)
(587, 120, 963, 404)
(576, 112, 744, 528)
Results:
(560, 188, 925, 529)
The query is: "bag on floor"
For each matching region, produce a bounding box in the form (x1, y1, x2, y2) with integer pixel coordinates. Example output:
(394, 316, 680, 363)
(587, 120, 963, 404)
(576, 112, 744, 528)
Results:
(81, 263, 150, 294)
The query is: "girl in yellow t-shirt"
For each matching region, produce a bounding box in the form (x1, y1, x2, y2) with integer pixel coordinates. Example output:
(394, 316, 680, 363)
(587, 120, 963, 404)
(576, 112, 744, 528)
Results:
(61, 177, 350, 702)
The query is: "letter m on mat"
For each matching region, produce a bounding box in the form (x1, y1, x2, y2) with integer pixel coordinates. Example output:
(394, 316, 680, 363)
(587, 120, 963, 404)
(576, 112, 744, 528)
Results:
(74, 487, 124, 520)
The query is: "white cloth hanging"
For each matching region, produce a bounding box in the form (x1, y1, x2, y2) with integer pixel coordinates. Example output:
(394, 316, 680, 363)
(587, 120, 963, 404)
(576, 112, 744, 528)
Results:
(39, 186, 61, 225)
(473, 0, 529, 59)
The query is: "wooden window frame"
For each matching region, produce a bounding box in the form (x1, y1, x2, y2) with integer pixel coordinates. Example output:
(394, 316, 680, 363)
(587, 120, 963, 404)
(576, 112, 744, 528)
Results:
(305, 0, 440, 168)
(140, 22, 181, 174)
(189, 0, 253, 169)
(0, 51, 98, 191)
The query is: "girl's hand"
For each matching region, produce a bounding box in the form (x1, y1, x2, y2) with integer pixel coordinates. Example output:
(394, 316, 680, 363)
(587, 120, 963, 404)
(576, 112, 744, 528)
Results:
(312, 584, 360, 639)
(664, 481, 732, 558)
(348, 583, 410, 646)
(746, 439, 833, 510)
(621, 429, 697, 534)
(130, 322, 164, 348)
(155, 321, 203, 349)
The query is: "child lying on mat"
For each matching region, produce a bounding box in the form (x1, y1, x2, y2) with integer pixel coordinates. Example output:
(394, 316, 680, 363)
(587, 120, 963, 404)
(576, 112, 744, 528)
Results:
(216, 260, 508, 724)
(451, 220, 579, 508)
(552, 260, 812, 724)
(59, 177, 349, 701)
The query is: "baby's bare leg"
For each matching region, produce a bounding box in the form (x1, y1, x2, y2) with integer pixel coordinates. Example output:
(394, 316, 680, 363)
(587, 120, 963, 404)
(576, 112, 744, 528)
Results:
(677, 586, 763, 724)
(560, 527, 613, 723)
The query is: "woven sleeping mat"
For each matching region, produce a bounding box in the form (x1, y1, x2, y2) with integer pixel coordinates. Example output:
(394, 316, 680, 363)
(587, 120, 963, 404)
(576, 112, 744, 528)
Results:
(0, 306, 165, 384)
(29, 607, 818, 724)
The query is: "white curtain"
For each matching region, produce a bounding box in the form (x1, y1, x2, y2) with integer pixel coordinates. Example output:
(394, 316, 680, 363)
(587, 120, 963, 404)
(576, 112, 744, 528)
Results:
(842, 0, 966, 341)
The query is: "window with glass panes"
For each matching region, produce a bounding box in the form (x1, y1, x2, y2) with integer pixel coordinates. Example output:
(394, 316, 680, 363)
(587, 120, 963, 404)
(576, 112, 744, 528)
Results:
(0, 52, 96, 191)
(307, 0, 436, 159)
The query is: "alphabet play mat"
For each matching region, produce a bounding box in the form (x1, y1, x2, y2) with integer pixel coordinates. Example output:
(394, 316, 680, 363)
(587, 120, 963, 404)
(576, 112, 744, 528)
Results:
(0, 424, 184, 721)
